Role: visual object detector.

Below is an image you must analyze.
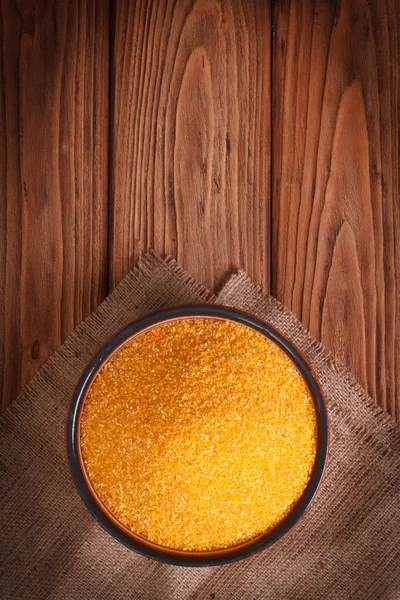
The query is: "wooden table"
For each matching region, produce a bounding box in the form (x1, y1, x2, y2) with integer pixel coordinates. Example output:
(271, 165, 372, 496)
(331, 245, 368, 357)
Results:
(1, 0, 399, 422)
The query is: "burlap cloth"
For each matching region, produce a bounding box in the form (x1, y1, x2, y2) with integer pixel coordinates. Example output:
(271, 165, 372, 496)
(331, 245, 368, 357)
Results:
(1, 254, 399, 600)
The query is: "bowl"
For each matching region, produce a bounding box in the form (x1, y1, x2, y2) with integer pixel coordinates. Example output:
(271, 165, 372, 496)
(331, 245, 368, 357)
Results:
(66, 305, 328, 566)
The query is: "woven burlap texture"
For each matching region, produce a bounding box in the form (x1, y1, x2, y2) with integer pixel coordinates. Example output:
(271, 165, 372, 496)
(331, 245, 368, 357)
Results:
(1, 254, 399, 600)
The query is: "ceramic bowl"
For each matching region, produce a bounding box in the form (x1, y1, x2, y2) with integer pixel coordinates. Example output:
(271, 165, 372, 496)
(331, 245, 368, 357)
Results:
(66, 305, 328, 566)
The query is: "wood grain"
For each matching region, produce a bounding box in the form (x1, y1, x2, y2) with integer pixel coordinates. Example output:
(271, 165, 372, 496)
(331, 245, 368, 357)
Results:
(109, 0, 271, 292)
(0, 0, 109, 409)
(1, 0, 400, 424)
(272, 0, 400, 420)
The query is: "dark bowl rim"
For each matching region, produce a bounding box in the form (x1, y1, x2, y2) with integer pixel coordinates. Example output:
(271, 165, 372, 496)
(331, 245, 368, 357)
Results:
(66, 304, 329, 567)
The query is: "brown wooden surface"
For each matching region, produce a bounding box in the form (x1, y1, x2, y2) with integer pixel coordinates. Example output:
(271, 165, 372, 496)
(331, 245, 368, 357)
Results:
(1, 0, 399, 421)
(272, 0, 400, 421)
(0, 0, 109, 408)
(110, 0, 271, 292)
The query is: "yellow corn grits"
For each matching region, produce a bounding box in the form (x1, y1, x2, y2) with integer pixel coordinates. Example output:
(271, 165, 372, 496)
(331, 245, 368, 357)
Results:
(80, 318, 317, 551)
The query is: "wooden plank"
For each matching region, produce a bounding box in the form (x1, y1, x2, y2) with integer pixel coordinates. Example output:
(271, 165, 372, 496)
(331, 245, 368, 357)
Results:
(110, 0, 271, 292)
(0, 0, 109, 410)
(272, 0, 400, 420)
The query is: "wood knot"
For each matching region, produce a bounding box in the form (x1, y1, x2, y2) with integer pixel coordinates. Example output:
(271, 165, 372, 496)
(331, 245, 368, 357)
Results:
(31, 338, 40, 361)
